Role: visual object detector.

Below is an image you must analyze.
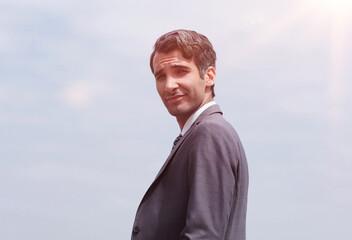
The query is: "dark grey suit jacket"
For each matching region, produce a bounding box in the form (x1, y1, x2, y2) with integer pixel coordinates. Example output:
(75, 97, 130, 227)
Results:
(131, 105, 249, 240)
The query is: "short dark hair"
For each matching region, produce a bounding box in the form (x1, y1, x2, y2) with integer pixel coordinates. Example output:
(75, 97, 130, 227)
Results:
(150, 29, 216, 97)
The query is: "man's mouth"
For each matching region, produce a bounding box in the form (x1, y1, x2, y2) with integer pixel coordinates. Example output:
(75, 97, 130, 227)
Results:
(166, 94, 184, 104)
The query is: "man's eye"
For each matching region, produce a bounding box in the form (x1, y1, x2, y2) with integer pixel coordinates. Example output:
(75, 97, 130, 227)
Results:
(156, 75, 165, 81)
(176, 69, 187, 74)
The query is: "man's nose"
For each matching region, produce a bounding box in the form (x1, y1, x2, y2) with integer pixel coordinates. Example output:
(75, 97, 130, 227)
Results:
(164, 76, 178, 92)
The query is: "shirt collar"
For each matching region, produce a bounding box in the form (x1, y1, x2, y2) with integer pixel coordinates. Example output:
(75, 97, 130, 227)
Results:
(180, 101, 216, 136)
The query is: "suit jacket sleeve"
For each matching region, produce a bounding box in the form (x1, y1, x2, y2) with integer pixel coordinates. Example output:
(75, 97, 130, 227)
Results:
(180, 121, 239, 239)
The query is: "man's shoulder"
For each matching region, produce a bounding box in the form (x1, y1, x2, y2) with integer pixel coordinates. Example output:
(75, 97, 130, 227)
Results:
(200, 111, 234, 129)
(191, 112, 238, 140)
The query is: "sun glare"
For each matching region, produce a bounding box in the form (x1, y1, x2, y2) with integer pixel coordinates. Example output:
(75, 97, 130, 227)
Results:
(310, 0, 352, 16)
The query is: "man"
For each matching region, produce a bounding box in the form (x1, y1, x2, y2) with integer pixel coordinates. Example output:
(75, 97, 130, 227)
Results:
(131, 29, 249, 240)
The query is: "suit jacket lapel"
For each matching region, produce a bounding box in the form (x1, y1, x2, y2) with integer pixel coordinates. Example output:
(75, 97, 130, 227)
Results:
(154, 104, 223, 180)
(139, 105, 222, 204)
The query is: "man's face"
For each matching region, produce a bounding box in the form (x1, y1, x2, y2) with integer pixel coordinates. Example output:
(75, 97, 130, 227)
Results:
(152, 49, 215, 126)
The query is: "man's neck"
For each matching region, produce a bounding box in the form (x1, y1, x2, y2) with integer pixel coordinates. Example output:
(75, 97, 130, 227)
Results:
(177, 100, 216, 134)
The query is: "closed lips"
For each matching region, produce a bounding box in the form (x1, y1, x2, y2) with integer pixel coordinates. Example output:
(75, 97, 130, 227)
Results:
(167, 95, 184, 100)
(166, 95, 184, 102)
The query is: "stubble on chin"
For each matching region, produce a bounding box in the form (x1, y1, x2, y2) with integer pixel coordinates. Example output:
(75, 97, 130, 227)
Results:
(165, 104, 179, 117)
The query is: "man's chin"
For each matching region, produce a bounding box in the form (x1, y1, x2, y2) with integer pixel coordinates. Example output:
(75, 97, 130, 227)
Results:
(166, 105, 184, 117)
(167, 109, 179, 117)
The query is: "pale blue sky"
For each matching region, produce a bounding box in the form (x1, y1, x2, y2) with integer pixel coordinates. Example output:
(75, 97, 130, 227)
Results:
(1, 0, 351, 239)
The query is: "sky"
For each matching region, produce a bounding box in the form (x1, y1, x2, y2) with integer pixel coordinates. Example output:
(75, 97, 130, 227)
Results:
(0, 0, 351, 239)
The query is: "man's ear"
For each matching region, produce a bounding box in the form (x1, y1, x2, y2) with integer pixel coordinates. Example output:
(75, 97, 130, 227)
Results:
(204, 66, 216, 87)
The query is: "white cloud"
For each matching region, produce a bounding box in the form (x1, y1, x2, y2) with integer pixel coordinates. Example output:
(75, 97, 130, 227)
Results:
(60, 79, 113, 108)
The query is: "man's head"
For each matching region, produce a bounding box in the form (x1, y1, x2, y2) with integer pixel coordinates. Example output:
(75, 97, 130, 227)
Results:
(150, 29, 217, 97)
(150, 30, 217, 128)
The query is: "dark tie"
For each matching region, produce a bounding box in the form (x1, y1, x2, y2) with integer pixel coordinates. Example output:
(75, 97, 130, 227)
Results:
(172, 134, 182, 150)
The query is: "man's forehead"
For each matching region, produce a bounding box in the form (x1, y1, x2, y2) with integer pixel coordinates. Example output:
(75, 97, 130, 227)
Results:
(153, 50, 193, 70)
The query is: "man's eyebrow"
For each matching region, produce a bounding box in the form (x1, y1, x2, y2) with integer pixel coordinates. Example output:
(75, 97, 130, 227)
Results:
(170, 64, 190, 70)
(154, 64, 190, 78)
